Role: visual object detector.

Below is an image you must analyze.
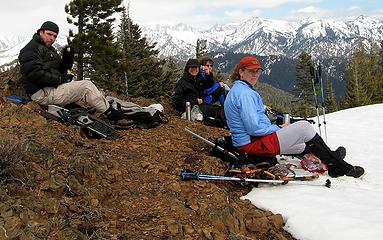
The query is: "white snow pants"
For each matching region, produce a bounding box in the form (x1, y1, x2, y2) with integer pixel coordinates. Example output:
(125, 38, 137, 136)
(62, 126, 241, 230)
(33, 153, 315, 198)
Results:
(31, 80, 110, 113)
(276, 120, 317, 155)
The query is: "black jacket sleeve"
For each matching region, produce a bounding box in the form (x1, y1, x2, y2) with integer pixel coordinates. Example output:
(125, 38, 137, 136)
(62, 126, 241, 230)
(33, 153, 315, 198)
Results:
(173, 76, 201, 112)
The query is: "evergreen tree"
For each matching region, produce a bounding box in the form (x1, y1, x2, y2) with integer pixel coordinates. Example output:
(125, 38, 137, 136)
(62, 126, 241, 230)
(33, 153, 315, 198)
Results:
(342, 42, 371, 108)
(214, 70, 226, 83)
(156, 58, 183, 98)
(116, 7, 180, 98)
(65, 0, 123, 88)
(324, 78, 338, 113)
(378, 41, 383, 102)
(196, 39, 207, 58)
(362, 41, 379, 103)
(295, 52, 315, 116)
(370, 40, 383, 103)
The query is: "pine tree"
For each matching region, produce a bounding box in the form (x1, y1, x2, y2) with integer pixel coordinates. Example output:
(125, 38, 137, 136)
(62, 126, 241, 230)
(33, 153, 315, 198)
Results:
(65, 0, 123, 88)
(377, 41, 383, 102)
(295, 52, 316, 116)
(116, 7, 180, 98)
(342, 42, 371, 108)
(324, 78, 338, 113)
(196, 39, 207, 58)
(214, 70, 226, 83)
(369, 40, 383, 103)
(156, 58, 183, 98)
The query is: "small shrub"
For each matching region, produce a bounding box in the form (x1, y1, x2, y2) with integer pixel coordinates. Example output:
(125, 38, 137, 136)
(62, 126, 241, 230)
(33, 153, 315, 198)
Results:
(0, 133, 28, 184)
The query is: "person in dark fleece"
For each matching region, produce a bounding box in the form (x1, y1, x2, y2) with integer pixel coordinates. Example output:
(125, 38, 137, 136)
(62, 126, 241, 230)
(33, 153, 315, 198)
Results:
(224, 56, 364, 178)
(173, 58, 226, 127)
(18, 21, 128, 125)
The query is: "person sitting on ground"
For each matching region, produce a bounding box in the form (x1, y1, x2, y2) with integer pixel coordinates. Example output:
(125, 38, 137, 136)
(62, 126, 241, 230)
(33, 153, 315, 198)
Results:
(199, 56, 226, 106)
(173, 58, 226, 127)
(18, 21, 128, 125)
(224, 56, 364, 178)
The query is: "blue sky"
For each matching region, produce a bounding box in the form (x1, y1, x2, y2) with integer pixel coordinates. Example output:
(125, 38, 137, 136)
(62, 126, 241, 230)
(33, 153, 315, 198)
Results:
(0, 0, 382, 36)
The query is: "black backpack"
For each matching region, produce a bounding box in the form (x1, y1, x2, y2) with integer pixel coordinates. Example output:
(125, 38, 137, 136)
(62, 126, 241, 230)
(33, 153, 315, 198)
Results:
(106, 96, 168, 129)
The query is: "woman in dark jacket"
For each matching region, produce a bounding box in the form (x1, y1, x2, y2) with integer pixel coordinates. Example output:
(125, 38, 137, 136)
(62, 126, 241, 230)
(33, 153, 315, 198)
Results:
(173, 59, 226, 127)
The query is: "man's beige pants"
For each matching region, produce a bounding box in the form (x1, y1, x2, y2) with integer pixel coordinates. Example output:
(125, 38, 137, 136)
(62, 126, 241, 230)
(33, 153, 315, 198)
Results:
(31, 80, 110, 113)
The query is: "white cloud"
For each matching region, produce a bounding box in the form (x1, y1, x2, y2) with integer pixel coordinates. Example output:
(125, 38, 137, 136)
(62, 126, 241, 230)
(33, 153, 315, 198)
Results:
(126, 0, 320, 28)
(292, 6, 320, 14)
(0, 0, 381, 36)
(223, 9, 263, 23)
(286, 6, 330, 21)
(348, 5, 361, 11)
(286, 4, 383, 22)
(0, 0, 70, 36)
(185, 0, 320, 9)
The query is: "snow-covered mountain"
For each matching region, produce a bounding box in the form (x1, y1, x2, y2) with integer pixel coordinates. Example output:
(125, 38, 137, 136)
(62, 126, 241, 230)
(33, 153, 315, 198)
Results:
(1, 15, 382, 97)
(141, 15, 383, 60)
(1, 15, 382, 68)
(0, 35, 67, 72)
(138, 15, 383, 97)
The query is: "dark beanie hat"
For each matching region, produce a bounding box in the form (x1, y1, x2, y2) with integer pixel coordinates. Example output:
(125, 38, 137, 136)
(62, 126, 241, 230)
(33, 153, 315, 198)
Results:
(37, 21, 59, 34)
(185, 59, 200, 68)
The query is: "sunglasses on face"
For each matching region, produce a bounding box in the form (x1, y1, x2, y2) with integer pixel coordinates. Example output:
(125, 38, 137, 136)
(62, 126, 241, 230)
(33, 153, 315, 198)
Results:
(245, 69, 262, 76)
(204, 64, 213, 68)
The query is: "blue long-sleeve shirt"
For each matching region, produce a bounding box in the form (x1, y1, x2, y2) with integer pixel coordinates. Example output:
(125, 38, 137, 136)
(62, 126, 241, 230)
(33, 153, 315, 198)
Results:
(224, 80, 280, 147)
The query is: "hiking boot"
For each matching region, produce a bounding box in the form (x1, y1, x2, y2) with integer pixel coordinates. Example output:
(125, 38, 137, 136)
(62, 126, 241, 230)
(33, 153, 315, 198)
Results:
(345, 166, 365, 178)
(327, 166, 344, 178)
(112, 118, 135, 127)
(103, 107, 134, 127)
(305, 134, 355, 178)
(334, 146, 346, 160)
(104, 107, 125, 121)
(329, 165, 365, 178)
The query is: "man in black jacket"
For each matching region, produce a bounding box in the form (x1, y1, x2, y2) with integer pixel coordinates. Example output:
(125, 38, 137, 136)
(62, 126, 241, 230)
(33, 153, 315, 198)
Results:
(18, 21, 126, 124)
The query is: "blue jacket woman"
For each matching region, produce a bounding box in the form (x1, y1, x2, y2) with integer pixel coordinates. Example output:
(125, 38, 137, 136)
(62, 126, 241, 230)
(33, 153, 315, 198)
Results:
(224, 56, 364, 178)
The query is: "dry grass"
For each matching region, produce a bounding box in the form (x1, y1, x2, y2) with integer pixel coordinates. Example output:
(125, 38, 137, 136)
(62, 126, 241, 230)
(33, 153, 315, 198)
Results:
(0, 133, 29, 184)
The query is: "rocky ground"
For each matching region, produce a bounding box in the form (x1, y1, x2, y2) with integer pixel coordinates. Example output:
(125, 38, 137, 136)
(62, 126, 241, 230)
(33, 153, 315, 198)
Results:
(0, 73, 294, 239)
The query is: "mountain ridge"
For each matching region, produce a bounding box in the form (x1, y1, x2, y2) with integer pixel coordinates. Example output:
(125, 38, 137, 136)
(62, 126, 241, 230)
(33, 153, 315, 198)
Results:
(1, 15, 382, 98)
(140, 15, 383, 60)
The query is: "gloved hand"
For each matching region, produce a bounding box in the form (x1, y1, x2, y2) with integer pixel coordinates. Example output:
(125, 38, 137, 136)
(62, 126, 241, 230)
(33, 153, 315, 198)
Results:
(62, 46, 74, 70)
(60, 70, 74, 84)
(62, 46, 74, 60)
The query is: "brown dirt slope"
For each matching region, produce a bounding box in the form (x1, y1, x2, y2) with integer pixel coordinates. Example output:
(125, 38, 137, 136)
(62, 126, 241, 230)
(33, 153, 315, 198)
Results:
(0, 76, 294, 240)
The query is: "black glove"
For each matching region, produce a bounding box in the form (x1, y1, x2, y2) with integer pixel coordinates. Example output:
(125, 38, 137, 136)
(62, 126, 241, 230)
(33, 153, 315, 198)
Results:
(62, 46, 74, 70)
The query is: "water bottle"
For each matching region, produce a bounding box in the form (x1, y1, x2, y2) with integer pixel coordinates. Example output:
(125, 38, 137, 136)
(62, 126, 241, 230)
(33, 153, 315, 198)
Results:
(283, 113, 290, 124)
(185, 102, 191, 121)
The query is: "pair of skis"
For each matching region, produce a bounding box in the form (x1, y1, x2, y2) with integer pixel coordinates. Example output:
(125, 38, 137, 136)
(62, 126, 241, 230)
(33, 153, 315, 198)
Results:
(182, 128, 331, 188)
(180, 170, 331, 188)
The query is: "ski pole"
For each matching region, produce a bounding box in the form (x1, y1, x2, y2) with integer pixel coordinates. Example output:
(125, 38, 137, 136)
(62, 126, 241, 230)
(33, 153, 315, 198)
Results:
(310, 65, 322, 136)
(317, 65, 328, 143)
(184, 128, 240, 161)
(180, 170, 331, 188)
